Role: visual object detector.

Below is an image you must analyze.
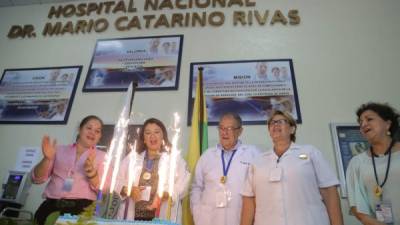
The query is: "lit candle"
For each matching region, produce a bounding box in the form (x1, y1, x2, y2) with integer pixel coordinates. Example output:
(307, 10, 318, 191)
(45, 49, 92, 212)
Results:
(166, 113, 181, 220)
(97, 83, 134, 217)
(127, 138, 138, 196)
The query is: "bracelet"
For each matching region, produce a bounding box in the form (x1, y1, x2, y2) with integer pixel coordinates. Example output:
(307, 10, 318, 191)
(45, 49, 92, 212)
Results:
(87, 171, 98, 179)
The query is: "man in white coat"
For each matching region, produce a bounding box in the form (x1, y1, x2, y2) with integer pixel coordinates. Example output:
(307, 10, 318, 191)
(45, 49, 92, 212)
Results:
(191, 112, 261, 225)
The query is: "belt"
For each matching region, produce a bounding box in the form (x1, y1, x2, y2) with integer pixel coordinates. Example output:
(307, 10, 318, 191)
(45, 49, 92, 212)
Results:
(47, 198, 91, 209)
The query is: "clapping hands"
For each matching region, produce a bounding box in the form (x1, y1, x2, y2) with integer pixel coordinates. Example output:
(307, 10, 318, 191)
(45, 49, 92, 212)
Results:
(84, 148, 97, 179)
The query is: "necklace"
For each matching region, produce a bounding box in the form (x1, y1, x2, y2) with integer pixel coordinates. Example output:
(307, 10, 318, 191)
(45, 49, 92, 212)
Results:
(370, 139, 394, 198)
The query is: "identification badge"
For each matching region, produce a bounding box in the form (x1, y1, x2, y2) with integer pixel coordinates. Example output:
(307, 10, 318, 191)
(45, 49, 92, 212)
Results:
(375, 201, 393, 223)
(215, 189, 227, 208)
(140, 186, 152, 201)
(269, 167, 282, 182)
(62, 177, 74, 192)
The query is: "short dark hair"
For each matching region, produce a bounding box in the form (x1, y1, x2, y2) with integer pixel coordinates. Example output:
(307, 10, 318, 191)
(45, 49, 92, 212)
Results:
(219, 112, 242, 128)
(79, 115, 104, 129)
(136, 118, 172, 154)
(77, 115, 103, 141)
(356, 102, 399, 139)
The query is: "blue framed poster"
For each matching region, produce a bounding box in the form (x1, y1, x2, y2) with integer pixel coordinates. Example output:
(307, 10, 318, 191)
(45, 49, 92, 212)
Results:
(83, 35, 183, 92)
(330, 123, 369, 197)
(0, 66, 81, 124)
(188, 59, 301, 125)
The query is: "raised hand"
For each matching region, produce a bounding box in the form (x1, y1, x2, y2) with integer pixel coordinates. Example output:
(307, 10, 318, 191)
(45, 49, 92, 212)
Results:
(84, 148, 97, 178)
(130, 186, 144, 202)
(41, 135, 56, 160)
(147, 195, 161, 210)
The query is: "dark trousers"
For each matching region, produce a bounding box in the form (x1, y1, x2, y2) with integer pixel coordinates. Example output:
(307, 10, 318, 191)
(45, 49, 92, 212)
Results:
(34, 198, 93, 225)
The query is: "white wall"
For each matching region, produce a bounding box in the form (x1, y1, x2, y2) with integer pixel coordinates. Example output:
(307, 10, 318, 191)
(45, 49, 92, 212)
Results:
(1, 0, 399, 224)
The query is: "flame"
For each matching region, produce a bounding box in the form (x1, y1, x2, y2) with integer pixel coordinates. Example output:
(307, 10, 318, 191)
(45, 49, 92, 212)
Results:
(127, 128, 140, 196)
(105, 117, 129, 193)
(99, 83, 134, 192)
(157, 147, 169, 197)
(168, 113, 181, 196)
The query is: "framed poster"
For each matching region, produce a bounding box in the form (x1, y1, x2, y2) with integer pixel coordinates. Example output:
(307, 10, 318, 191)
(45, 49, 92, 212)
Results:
(330, 123, 369, 197)
(187, 59, 301, 125)
(83, 35, 183, 92)
(97, 124, 142, 154)
(0, 66, 81, 124)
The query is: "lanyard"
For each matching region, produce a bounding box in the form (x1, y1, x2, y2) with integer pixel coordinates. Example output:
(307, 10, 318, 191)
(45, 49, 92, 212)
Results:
(221, 149, 237, 177)
(371, 140, 394, 190)
(145, 151, 155, 171)
(68, 145, 79, 177)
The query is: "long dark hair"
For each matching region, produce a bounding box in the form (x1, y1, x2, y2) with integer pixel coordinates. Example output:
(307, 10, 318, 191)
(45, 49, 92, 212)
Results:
(136, 118, 172, 154)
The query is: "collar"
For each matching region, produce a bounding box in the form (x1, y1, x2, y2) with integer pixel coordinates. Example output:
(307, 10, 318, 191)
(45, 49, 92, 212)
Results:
(266, 142, 299, 156)
(71, 143, 97, 154)
(217, 140, 242, 152)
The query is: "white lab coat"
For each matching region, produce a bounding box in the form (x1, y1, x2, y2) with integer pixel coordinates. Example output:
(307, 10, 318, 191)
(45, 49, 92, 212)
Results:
(115, 151, 190, 223)
(190, 142, 261, 225)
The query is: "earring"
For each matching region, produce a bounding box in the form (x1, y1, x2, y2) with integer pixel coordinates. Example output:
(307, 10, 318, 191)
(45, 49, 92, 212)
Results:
(387, 131, 391, 136)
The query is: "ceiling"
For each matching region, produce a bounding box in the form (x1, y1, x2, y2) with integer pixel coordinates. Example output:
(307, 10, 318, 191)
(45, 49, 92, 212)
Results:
(0, 0, 87, 7)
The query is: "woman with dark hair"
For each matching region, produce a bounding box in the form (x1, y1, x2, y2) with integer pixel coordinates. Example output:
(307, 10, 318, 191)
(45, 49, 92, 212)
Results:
(241, 110, 343, 225)
(346, 102, 400, 225)
(32, 115, 106, 225)
(115, 118, 190, 222)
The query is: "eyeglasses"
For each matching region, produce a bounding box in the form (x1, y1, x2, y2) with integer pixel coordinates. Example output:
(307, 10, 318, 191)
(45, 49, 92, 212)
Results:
(218, 126, 241, 133)
(268, 119, 288, 126)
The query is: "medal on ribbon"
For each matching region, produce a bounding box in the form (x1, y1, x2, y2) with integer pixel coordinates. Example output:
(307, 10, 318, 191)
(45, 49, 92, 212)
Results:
(220, 149, 237, 185)
(220, 176, 226, 184)
(143, 152, 155, 181)
(143, 171, 152, 180)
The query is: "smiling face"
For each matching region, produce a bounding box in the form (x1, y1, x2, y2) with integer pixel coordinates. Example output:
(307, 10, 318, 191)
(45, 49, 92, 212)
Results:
(143, 123, 164, 152)
(268, 114, 295, 144)
(358, 110, 391, 144)
(218, 115, 242, 150)
(77, 118, 102, 148)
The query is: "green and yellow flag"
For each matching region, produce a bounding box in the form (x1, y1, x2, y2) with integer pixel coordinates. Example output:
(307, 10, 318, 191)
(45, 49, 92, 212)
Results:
(182, 67, 208, 225)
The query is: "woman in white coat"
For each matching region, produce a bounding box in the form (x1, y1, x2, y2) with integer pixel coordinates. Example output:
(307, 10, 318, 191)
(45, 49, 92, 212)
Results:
(115, 118, 190, 222)
(241, 110, 343, 225)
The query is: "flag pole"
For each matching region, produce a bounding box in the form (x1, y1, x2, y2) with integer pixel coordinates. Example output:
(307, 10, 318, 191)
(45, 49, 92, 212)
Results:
(182, 66, 208, 225)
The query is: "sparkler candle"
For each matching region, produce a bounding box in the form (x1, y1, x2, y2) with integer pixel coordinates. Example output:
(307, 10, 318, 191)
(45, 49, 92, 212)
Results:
(127, 139, 138, 196)
(154, 114, 181, 216)
(166, 113, 181, 220)
(97, 83, 135, 216)
(156, 149, 170, 198)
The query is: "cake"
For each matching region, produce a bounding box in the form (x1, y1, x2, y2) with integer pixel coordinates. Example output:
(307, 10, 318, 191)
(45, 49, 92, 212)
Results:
(55, 214, 180, 225)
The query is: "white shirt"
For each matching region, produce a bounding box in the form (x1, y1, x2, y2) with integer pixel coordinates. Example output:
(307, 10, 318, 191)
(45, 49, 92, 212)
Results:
(191, 141, 261, 225)
(346, 151, 400, 224)
(242, 143, 339, 225)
